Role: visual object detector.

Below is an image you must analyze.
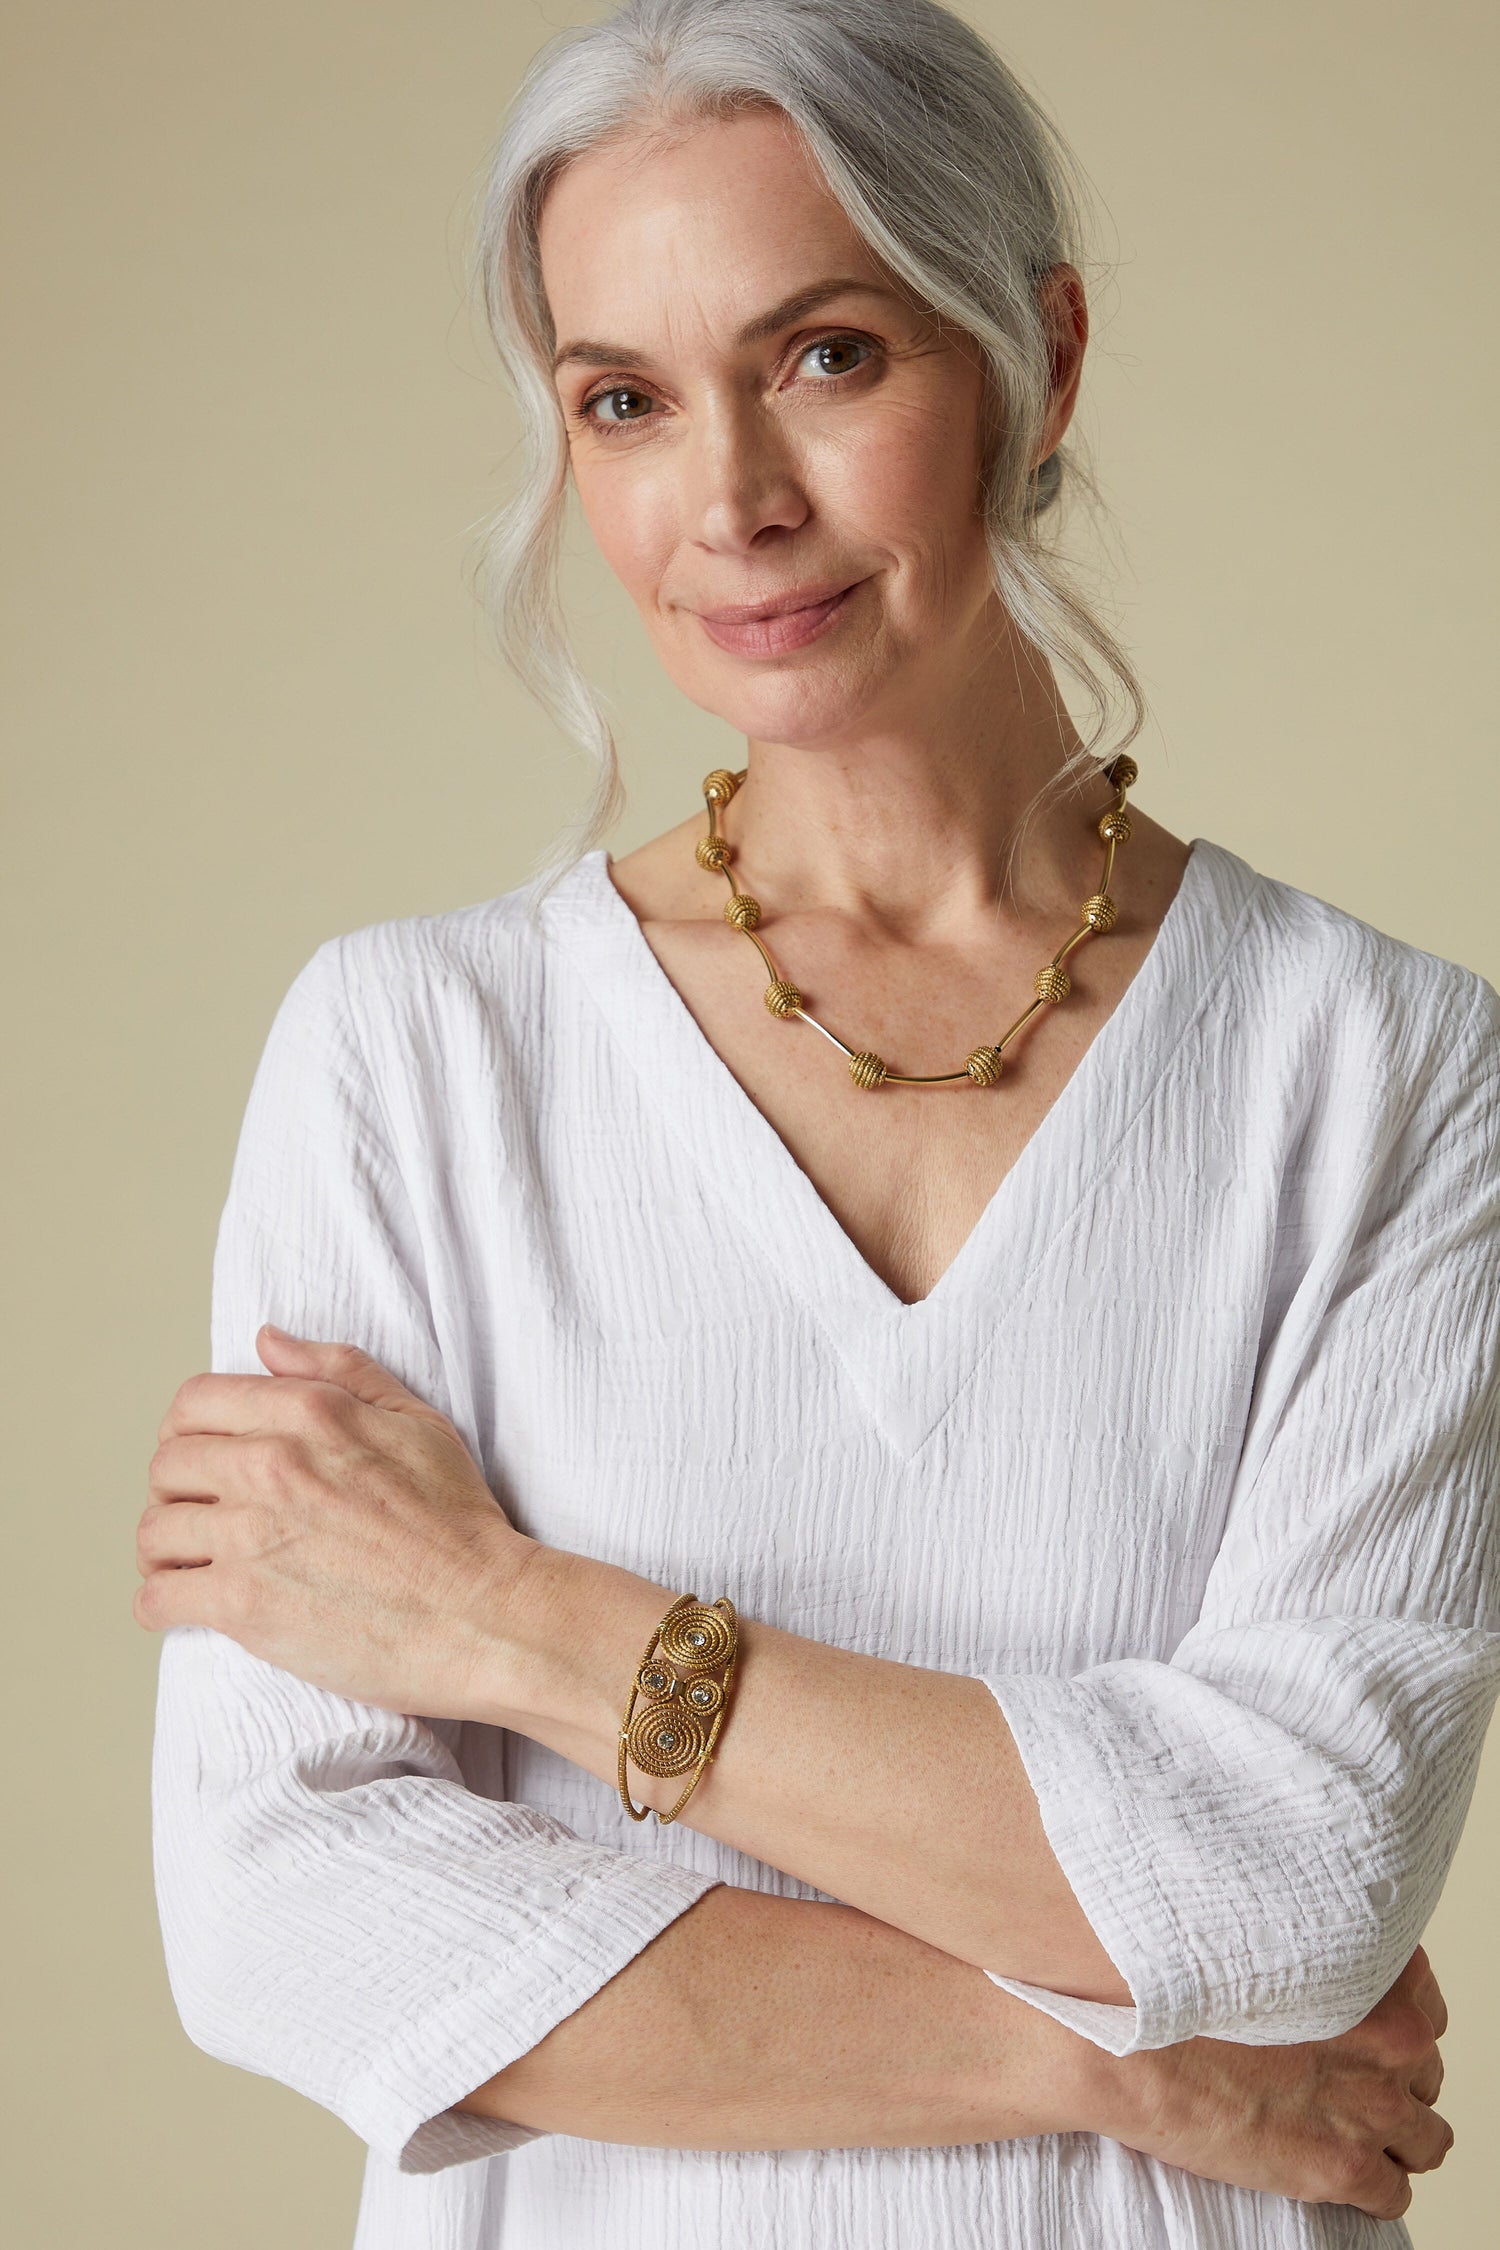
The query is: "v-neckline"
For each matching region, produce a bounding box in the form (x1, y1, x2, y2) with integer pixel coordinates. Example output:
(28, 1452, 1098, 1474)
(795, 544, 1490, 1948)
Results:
(539, 835, 1259, 1457)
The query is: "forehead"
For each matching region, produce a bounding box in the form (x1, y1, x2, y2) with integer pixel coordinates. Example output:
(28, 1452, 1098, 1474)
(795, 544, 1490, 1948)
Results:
(536, 106, 890, 346)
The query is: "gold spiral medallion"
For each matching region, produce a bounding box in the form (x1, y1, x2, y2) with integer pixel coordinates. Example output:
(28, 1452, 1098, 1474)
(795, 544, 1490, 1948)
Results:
(626, 1700, 708, 1778)
(658, 1600, 737, 1673)
(636, 1661, 679, 1701)
(681, 1674, 725, 1717)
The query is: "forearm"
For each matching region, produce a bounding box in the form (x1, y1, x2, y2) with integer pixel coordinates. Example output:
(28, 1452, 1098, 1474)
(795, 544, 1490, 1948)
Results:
(483, 1543, 1127, 2003)
(456, 1883, 1102, 2148)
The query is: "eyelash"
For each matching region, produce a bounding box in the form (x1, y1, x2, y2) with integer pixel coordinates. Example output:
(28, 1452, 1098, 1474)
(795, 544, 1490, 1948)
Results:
(576, 332, 879, 437)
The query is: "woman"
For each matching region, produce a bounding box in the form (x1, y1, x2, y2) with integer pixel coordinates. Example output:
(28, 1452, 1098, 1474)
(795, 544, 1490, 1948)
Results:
(139, 3, 1498, 2246)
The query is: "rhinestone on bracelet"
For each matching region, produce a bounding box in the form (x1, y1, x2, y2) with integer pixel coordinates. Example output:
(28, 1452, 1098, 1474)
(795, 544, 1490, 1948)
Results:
(617, 1594, 739, 1825)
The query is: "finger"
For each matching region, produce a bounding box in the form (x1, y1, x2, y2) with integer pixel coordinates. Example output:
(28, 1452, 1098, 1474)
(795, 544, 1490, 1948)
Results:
(158, 1371, 297, 1441)
(133, 1559, 223, 1634)
(1412, 1964, 1449, 2041)
(149, 1431, 254, 1499)
(1386, 2103, 1455, 2176)
(137, 1497, 222, 1571)
(1409, 2050, 1445, 2107)
(255, 1327, 441, 1419)
(1345, 2151, 1412, 2222)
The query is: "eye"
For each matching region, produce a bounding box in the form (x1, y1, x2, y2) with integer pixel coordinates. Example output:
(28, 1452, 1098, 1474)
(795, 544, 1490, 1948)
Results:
(795, 335, 873, 381)
(582, 384, 658, 431)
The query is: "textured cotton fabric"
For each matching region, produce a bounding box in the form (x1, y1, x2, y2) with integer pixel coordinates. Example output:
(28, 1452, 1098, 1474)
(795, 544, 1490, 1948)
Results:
(151, 836, 1500, 2249)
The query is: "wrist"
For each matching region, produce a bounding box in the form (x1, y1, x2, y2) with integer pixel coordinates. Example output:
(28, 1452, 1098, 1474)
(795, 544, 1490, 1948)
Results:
(472, 1541, 678, 1781)
(994, 1992, 1129, 2140)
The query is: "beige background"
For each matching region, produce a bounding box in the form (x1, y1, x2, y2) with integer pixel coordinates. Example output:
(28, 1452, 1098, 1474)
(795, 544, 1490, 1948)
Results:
(4, 2, 1495, 2241)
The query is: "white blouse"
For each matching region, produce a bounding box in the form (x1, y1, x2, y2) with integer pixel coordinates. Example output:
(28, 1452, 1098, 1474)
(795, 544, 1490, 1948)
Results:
(150, 836, 1500, 2250)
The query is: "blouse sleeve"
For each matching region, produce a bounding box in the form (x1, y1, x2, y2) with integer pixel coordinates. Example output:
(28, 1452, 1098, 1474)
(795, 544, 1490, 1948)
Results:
(149, 938, 721, 2174)
(979, 972, 1500, 2056)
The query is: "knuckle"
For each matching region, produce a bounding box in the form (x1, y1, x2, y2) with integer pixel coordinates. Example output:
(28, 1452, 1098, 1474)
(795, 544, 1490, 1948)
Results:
(174, 1371, 211, 1420)
(303, 1384, 348, 1433)
(256, 1432, 303, 1489)
(1367, 2081, 1412, 2135)
(1371, 1995, 1431, 2067)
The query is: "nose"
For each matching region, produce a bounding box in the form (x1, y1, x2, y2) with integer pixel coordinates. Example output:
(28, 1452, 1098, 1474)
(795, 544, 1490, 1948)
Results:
(684, 394, 810, 555)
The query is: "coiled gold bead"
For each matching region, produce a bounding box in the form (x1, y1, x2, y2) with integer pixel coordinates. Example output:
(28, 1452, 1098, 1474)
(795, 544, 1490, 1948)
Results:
(848, 1051, 888, 1090)
(965, 1046, 1005, 1086)
(724, 892, 761, 930)
(1082, 891, 1118, 932)
(695, 834, 732, 871)
(1103, 754, 1139, 790)
(1034, 964, 1071, 1004)
(702, 768, 741, 806)
(764, 980, 802, 1017)
(1099, 809, 1133, 845)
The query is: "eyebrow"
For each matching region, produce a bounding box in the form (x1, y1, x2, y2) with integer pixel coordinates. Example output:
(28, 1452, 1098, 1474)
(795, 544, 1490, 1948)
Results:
(549, 277, 904, 377)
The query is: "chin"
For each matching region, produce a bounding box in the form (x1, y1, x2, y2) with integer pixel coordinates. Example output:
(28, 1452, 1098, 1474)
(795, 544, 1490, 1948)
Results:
(680, 658, 889, 752)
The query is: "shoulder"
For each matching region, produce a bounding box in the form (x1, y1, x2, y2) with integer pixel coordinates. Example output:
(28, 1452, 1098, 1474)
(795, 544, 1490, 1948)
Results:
(271, 861, 580, 1074)
(1198, 838, 1499, 1107)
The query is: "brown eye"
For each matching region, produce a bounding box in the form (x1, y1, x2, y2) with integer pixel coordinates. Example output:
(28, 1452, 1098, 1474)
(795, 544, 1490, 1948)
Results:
(588, 386, 655, 426)
(798, 336, 871, 380)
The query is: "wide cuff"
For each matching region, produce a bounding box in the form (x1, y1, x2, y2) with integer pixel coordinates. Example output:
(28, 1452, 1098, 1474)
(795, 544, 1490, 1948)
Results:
(978, 1670, 1203, 2054)
(339, 1856, 723, 2172)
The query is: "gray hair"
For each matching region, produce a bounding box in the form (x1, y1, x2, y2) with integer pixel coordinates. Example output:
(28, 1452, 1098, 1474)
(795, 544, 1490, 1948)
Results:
(467, 0, 1145, 898)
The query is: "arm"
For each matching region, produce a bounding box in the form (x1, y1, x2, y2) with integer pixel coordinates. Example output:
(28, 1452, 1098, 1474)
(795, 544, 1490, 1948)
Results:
(147, 940, 724, 2176)
(148, 942, 1500, 2103)
(456, 1887, 1455, 2226)
(463, 972, 1500, 2051)
(477, 1543, 1126, 2003)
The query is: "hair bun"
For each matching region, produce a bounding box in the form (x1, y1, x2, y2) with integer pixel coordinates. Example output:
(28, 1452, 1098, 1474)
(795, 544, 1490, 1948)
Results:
(1031, 449, 1063, 516)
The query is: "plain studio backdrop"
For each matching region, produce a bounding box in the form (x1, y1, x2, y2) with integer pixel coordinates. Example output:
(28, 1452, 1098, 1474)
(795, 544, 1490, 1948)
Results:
(3, 3, 1495, 2243)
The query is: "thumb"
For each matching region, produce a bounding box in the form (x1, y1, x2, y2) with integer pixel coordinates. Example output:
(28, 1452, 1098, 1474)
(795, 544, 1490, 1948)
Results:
(256, 1324, 442, 1418)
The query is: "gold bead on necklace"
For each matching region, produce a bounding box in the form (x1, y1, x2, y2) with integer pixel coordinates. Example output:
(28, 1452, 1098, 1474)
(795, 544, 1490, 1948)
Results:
(691, 754, 1139, 1089)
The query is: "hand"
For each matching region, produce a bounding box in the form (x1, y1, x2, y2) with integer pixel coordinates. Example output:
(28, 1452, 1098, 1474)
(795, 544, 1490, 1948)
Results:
(134, 1327, 539, 1720)
(1083, 1944, 1453, 2220)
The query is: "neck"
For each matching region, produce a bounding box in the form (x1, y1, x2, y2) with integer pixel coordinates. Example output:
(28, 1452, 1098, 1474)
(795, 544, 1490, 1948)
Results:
(723, 618, 1110, 941)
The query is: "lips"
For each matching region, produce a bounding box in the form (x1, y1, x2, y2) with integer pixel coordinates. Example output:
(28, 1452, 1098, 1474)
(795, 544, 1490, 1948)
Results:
(693, 578, 865, 658)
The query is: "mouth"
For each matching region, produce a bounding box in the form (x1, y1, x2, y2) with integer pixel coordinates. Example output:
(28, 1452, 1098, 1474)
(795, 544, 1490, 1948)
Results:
(692, 578, 866, 658)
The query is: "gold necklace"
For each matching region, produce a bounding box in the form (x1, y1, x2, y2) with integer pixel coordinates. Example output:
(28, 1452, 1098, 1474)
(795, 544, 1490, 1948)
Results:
(692, 754, 1138, 1089)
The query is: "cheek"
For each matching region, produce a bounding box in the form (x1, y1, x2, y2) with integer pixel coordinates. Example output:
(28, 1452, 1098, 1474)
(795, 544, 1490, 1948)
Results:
(812, 404, 986, 600)
(572, 460, 676, 609)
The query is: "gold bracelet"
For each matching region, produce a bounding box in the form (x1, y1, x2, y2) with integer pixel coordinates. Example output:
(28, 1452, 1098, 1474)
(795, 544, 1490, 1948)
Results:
(617, 1593, 739, 1825)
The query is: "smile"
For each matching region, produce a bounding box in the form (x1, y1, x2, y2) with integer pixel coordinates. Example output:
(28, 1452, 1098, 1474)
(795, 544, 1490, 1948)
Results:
(693, 579, 865, 658)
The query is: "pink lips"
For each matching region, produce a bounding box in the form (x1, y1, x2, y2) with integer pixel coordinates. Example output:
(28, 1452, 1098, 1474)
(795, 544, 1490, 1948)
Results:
(693, 579, 864, 657)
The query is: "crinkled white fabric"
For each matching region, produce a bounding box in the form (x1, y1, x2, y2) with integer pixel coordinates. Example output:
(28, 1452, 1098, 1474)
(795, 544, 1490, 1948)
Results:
(149, 838, 1500, 2249)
